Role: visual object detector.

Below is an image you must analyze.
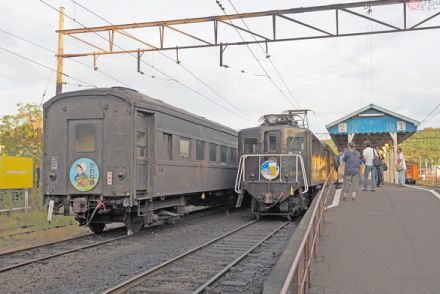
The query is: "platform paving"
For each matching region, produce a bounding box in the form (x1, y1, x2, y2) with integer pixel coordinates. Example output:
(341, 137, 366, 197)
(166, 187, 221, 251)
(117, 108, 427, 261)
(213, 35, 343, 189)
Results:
(310, 184, 440, 294)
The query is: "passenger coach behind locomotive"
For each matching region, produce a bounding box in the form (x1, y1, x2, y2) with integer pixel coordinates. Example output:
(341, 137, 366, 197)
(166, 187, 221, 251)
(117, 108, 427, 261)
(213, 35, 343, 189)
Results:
(235, 110, 332, 220)
(43, 87, 238, 234)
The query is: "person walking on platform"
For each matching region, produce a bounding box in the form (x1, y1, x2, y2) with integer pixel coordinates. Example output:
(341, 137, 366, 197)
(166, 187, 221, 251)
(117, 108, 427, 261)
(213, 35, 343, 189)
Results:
(375, 147, 385, 187)
(342, 142, 361, 201)
(362, 141, 377, 192)
(396, 146, 406, 187)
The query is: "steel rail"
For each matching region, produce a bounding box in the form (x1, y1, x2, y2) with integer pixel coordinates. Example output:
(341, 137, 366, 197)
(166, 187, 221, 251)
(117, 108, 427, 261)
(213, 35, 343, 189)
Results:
(0, 226, 124, 258)
(102, 220, 260, 294)
(0, 233, 129, 273)
(0, 224, 72, 240)
(192, 221, 290, 294)
(0, 206, 226, 273)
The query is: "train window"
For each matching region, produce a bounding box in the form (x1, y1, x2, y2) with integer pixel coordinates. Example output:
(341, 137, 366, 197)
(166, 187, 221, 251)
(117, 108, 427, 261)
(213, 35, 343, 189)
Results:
(163, 133, 172, 160)
(209, 143, 217, 161)
(179, 138, 191, 159)
(244, 138, 258, 154)
(196, 140, 205, 160)
(265, 132, 280, 153)
(287, 137, 305, 154)
(229, 148, 237, 164)
(136, 131, 147, 159)
(75, 124, 96, 152)
(220, 146, 227, 163)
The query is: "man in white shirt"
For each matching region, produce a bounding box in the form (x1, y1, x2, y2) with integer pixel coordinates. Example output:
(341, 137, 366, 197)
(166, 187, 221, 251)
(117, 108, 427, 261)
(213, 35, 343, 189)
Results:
(396, 146, 406, 187)
(362, 141, 377, 191)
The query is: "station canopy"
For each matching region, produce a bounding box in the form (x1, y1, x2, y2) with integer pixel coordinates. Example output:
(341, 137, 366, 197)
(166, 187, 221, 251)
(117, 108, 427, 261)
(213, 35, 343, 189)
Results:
(326, 104, 420, 151)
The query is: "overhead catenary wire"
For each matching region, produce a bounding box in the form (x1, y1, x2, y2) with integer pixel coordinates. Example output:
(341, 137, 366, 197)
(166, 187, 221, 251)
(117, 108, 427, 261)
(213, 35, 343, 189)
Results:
(0, 45, 97, 88)
(215, 0, 297, 109)
(39, 0, 251, 123)
(226, 0, 302, 109)
(369, 8, 374, 104)
(68, 0, 253, 123)
(40, 61, 57, 106)
(360, 19, 370, 107)
(0, 27, 133, 90)
(420, 103, 440, 125)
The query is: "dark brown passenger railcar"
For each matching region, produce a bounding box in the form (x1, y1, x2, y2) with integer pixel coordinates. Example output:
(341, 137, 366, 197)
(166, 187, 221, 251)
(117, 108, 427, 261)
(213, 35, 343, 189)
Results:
(43, 87, 237, 234)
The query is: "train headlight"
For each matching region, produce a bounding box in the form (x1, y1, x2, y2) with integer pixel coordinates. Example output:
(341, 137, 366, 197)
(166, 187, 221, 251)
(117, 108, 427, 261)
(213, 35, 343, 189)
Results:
(250, 173, 255, 180)
(267, 115, 277, 125)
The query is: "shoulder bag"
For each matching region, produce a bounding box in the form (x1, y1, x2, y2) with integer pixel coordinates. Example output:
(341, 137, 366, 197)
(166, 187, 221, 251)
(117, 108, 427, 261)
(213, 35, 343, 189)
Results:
(396, 162, 404, 171)
(373, 150, 381, 167)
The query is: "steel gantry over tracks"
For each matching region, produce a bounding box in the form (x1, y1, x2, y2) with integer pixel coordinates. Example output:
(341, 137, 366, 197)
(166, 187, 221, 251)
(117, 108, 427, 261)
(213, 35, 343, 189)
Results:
(58, 0, 440, 58)
(54, 0, 440, 93)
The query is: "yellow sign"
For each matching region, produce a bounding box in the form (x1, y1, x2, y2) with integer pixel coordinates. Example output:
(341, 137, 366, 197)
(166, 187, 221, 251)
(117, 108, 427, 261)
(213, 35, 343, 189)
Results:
(0, 156, 33, 189)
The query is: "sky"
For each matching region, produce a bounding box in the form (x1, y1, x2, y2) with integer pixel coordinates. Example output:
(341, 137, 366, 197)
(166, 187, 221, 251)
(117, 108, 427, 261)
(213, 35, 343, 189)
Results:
(1, 0, 440, 136)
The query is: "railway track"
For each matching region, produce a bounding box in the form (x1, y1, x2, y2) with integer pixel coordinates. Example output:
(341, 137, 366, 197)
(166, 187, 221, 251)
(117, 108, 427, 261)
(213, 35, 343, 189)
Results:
(103, 219, 292, 294)
(0, 206, 228, 274)
(0, 227, 128, 273)
(0, 224, 75, 239)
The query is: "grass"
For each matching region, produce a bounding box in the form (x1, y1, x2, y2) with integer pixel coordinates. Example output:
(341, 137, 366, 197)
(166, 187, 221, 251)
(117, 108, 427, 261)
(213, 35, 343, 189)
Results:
(0, 188, 87, 252)
(0, 209, 76, 237)
(0, 187, 77, 236)
(0, 208, 89, 254)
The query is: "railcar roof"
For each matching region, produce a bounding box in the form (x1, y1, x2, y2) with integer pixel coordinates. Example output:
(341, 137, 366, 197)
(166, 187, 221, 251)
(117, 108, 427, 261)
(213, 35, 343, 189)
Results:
(43, 87, 237, 135)
(239, 125, 309, 133)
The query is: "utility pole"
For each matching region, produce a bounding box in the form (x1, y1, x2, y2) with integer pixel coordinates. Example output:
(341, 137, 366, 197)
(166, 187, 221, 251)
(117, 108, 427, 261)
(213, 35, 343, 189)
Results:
(56, 7, 65, 95)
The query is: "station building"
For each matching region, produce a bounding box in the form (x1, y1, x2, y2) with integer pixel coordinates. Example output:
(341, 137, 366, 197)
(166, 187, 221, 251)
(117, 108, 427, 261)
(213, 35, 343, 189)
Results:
(326, 104, 420, 183)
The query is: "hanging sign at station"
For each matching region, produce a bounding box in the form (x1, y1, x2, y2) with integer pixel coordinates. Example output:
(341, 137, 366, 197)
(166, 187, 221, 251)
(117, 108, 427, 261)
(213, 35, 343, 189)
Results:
(397, 121, 406, 131)
(260, 159, 280, 180)
(0, 156, 33, 189)
(338, 123, 348, 133)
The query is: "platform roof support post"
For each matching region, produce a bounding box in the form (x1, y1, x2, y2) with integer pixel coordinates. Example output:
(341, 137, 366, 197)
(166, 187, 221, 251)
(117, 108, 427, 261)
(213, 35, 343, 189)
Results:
(390, 132, 398, 184)
(348, 133, 355, 143)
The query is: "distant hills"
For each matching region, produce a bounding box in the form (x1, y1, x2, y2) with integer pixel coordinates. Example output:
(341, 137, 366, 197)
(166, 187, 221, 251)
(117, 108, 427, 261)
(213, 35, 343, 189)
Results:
(401, 127, 440, 165)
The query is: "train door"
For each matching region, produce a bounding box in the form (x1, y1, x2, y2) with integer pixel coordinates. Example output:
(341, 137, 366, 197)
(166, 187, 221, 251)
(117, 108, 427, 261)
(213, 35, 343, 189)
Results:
(134, 111, 150, 196)
(67, 120, 103, 195)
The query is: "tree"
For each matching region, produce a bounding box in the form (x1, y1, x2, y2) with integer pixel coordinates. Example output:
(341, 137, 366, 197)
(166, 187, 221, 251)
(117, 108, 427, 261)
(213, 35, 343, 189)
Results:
(400, 127, 440, 164)
(0, 103, 43, 167)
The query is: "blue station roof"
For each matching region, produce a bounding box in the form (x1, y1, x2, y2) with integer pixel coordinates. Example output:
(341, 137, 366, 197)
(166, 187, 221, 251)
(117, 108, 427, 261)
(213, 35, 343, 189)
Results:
(326, 104, 420, 150)
(326, 104, 420, 135)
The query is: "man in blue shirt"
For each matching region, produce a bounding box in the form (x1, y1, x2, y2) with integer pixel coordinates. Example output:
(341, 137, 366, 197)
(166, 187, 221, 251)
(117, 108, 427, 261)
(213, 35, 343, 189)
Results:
(342, 142, 361, 201)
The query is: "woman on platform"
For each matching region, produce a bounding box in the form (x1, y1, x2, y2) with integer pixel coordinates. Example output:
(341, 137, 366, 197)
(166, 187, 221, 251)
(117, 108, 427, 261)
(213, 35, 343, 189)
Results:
(396, 146, 406, 187)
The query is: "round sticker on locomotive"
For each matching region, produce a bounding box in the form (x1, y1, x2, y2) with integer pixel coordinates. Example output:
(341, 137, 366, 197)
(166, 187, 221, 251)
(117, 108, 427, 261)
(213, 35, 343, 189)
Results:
(260, 159, 280, 180)
(69, 158, 100, 191)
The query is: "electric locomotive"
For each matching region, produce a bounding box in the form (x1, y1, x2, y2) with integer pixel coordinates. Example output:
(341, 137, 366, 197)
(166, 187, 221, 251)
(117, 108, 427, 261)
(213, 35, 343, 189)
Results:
(235, 110, 332, 220)
(43, 87, 238, 234)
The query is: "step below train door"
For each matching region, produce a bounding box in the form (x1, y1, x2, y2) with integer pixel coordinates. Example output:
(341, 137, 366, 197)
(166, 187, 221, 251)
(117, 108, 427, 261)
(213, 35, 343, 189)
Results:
(134, 111, 152, 199)
(67, 118, 103, 196)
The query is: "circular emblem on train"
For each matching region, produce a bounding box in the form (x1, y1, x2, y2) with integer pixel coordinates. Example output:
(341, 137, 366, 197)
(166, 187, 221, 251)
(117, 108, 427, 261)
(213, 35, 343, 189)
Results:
(260, 159, 280, 181)
(69, 158, 100, 192)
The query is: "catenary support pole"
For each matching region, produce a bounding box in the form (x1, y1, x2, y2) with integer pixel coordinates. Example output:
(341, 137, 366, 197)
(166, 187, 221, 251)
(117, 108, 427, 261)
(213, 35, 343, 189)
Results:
(56, 7, 65, 95)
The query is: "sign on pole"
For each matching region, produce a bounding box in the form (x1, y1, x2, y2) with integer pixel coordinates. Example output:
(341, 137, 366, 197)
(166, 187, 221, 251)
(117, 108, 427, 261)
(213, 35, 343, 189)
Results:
(0, 156, 33, 189)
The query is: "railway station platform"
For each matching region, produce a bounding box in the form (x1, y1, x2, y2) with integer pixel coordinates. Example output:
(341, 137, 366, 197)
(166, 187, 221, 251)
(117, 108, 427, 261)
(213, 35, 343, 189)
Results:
(310, 184, 440, 294)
